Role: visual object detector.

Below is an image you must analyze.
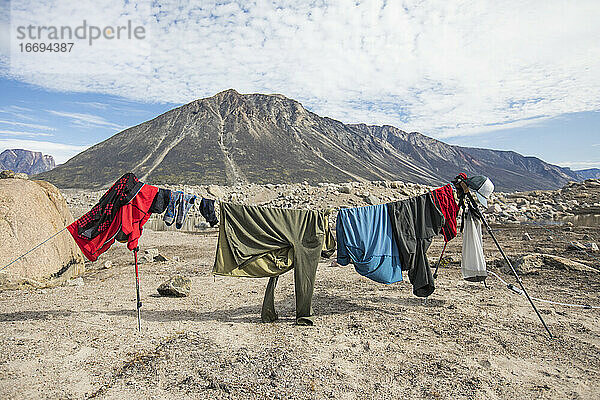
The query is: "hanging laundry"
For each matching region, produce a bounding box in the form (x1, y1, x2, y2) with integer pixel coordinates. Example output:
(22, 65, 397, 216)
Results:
(461, 207, 487, 282)
(75, 173, 143, 239)
(163, 191, 181, 226)
(68, 176, 158, 261)
(199, 198, 218, 227)
(387, 193, 445, 297)
(336, 204, 402, 284)
(176, 193, 196, 229)
(163, 191, 197, 228)
(432, 184, 460, 242)
(149, 188, 171, 214)
(213, 203, 335, 325)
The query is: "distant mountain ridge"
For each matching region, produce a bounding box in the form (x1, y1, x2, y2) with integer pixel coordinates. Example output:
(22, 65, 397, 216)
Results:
(0, 149, 55, 175)
(574, 168, 600, 180)
(36, 89, 589, 191)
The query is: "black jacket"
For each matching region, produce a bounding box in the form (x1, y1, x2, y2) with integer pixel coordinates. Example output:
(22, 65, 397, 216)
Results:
(387, 193, 444, 297)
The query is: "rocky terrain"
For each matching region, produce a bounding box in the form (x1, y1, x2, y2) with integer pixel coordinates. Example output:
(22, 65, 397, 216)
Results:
(0, 179, 598, 399)
(0, 149, 55, 175)
(37, 89, 591, 191)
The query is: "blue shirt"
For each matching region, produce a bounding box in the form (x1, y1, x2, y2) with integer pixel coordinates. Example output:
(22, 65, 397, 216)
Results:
(336, 204, 402, 284)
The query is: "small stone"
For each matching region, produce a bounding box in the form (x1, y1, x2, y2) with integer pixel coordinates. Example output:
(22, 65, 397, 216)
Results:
(154, 254, 168, 262)
(67, 277, 84, 286)
(157, 275, 191, 297)
(365, 194, 379, 205)
(521, 233, 532, 241)
(102, 261, 113, 269)
(338, 185, 352, 194)
(173, 256, 181, 262)
(487, 204, 502, 214)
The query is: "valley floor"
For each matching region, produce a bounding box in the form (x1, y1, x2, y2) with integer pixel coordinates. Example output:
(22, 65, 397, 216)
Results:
(0, 223, 599, 399)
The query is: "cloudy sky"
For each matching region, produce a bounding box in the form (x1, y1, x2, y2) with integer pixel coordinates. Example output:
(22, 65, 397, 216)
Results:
(0, 0, 598, 167)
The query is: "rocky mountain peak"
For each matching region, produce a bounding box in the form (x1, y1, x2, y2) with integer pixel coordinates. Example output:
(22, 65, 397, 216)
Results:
(35, 90, 588, 191)
(0, 149, 55, 175)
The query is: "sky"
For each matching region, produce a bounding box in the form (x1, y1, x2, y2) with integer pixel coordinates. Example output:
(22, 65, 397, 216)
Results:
(0, 0, 598, 167)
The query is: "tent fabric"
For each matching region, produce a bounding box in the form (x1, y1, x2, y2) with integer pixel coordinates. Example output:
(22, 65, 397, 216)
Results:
(461, 208, 487, 282)
(213, 202, 335, 325)
(387, 193, 445, 297)
(432, 184, 460, 242)
(336, 204, 402, 284)
(68, 184, 158, 261)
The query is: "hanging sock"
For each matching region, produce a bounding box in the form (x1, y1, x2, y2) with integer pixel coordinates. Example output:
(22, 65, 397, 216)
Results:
(163, 191, 182, 226)
(176, 193, 197, 229)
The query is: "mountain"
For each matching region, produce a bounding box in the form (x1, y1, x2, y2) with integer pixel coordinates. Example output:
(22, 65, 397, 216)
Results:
(36, 89, 583, 191)
(0, 149, 55, 175)
(575, 168, 600, 180)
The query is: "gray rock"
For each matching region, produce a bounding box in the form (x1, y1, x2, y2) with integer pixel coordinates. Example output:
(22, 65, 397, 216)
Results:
(338, 185, 352, 194)
(521, 233, 532, 241)
(142, 248, 160, 263)
(102, 261, 113, 269)
(157, 275, 191, 297)
(365, 194, 379, 205)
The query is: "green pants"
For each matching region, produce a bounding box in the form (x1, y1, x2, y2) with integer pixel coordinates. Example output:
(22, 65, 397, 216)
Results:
(213, 203, 335, 325)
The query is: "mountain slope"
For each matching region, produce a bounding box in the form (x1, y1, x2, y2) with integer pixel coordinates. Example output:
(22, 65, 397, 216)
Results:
(575, 168, 600, 180)
(0, 149, 55, 175)
(36, 90, 581, 191)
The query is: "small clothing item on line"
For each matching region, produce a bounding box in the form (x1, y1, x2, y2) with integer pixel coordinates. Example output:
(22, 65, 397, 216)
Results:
(199, 198, 218, 227)
(213, 202, 335, 325)
(163, 191, 197, 228)
(387, 193, 445, 297)
(68, 182, 158, 261)
(432, 184, 460, 242)
(461, 207, 487, 282)
(336, 204, 402, 284)
(149, 188, 171, 214)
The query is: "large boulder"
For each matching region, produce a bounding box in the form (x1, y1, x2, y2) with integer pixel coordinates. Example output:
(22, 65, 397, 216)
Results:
(0, 178, 85, 288)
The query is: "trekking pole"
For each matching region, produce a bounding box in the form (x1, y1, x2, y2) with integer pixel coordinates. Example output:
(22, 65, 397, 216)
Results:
(133, 248, 142, 332)
(465, 193, 553, 338)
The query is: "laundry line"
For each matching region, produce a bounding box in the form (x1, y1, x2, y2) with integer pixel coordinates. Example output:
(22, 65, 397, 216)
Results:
(0, 226, 68, 273)
(488, 270, 599, 310)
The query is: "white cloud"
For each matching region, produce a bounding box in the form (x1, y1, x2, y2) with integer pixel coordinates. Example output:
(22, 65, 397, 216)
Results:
(0, 129, 53, 137)
(1, 0, 599, 139)
(557, 161, 600, 170)
(0, 120, 56, 131)
(46, 110, 124, 130)
(0, 139, 89, 163)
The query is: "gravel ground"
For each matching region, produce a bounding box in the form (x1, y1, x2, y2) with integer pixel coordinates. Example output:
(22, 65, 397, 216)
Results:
(1, 219, 599, 399)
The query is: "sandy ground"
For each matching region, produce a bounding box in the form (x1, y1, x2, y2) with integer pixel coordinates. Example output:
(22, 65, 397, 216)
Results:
(0, 221, 599, 399)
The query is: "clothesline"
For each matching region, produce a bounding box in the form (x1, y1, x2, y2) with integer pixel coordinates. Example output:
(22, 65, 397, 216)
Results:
(488, 271, 600, 309)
